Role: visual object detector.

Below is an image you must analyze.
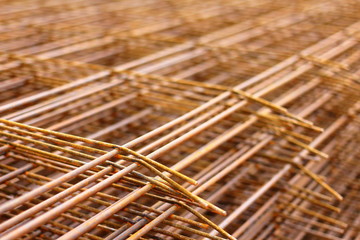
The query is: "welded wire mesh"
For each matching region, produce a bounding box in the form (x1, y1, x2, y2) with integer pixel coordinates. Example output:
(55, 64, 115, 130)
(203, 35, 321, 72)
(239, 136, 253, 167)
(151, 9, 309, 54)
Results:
(0, 0, 359, 239)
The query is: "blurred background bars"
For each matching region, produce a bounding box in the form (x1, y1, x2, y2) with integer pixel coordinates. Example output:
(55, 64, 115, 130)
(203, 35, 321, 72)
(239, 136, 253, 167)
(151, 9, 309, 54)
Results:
(0, 0, 359, 239)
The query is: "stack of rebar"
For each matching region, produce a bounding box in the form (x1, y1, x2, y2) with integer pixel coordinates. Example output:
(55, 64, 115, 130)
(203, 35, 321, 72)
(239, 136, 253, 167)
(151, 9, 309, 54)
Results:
(0, 0, 359, 239)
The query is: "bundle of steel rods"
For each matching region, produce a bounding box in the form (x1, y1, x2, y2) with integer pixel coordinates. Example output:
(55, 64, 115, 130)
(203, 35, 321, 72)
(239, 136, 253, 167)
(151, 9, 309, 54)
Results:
(0, 0, 359, 239)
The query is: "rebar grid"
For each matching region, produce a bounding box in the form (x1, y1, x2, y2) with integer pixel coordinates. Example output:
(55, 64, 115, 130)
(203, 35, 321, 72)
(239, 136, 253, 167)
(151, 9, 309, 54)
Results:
(0, 119, 237, 240)
(0, 0, 359, 239)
